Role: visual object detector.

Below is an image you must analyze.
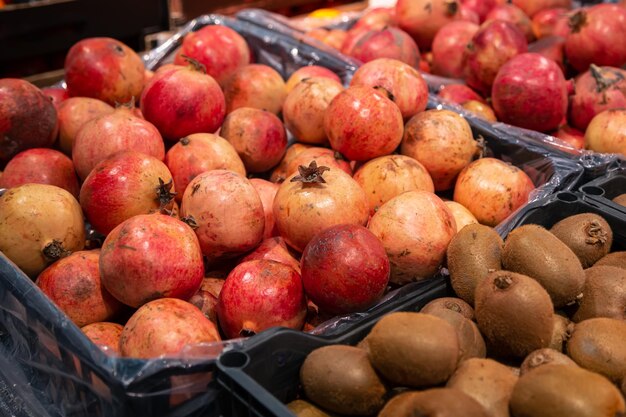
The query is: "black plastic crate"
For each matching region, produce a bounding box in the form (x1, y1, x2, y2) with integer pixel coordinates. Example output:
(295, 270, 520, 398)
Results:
(579, 161, 626, 215)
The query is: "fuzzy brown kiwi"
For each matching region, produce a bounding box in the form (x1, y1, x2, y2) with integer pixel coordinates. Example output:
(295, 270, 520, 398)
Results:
(549, 314, 573, 352)
(378, 388, 489, 417)
(573, 265, 626, 322)
(423, 308, 486, 362)
(595, 251, 626, 269)
(519, 348, 578, 375)
(421, 296, 475, 320)
(566, 317, 626, 383)
(299, 345, 387, 415)
(510, 364, 626, 417)
(550, 213, 613, 268)
(613, 193, 626, 207)
(474, 270, 554, 358)
(502, 224, 585, 308)
(367, 312, 460, 388)
(286, 400, 332, 417)
(447, 224, 503, 306)
(446, 358, 518, 417)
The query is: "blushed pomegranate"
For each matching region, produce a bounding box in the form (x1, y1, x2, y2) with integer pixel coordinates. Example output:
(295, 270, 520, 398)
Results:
(462, 100, 498, 121)
(485, 4, 535, 41)
(174, 25, 250, 86)
(285, 147, 352, 178)
(531, 8, 570, 38)
(64, 38, 144, 105)
(512, 0, 571, 18)
(37, 250, 122, 327)
(324, 86, 404, 161)
(350, 58, 428, 120)
(220, 108, 287, 173)
(341, 27, 370, 56)
(222, 64, 287, 115)
(464, 20, 528, 95)
(285, 66, 342, 92)
(306, 28, 348, 50)
(41, 87, 68, 109)
(396, 0, 461, 50)
(120, 298, 221, 358)
(461, 0, 497, 22)
(554, 124, 585, 149)
(0, 148, 79, 198)
(445, 201, 478, 231)
(188, 278, 225, 325)
(368, 191, 457, 284)
(249, 179, 279, 239)
(0, 79, 57, 167)
(565, 5, 626, 72)
(344, 27, 420, 68)
(585, 109, 626, 155)
(352, 7, 397, 31)
(140, 62, 226, 141)
(301, 224, 390, 314)
(283, 77, 344, 144)
(438, 84, 486, 104)
(492, 53, 568, 132)
(432, 21, 480, 78)
(100, 214, 204, 308)
(528, 35, 566, 73)
(217, 260, 307, 339)
(270, 143, 313, 183)
(57, 97, 114, 155)
(81, 322, 123, 355)
(240, 236, 301, 273)
(459, 4, 480, 23)
(72, 106, 164, 180)
(180, 170, 265, 262)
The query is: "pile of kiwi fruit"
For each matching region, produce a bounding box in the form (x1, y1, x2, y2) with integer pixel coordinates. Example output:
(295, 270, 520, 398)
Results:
(287, 212, 626, 417)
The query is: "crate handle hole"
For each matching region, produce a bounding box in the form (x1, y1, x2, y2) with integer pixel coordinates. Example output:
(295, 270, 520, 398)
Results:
(581, 186, 604, 196)
(219, 350, 250, 369)
(556, 192, 578, 202)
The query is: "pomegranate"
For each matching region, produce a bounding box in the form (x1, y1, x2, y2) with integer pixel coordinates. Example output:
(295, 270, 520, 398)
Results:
(37, 250, 122, 327)
(344, 27, 421, 68)
(165, 133, 245, 202)
(81, 322, 123, 355)
(438, 84, 486, 104)
(0, 148, 79, 198)
(350, 58, 429, 120)
(220, 108, 287, 173)
(140, 62, 226, 141)
(419, 53, 433, 72)
(569, 65, 626, 132)
(72, 106, 164, 180)
(188, 278, 224, 325)
(270, 143, 313, 183)
(464, 20, 528, 95)
(285, 66, 342, 92)
(80, 151, 176, 235)
(401, 109, 479, 191)
(341, 27, 370, 56)
(324, 86, 404, 161)
(249, 179, 279, 239)
(222, 64, 287, 115)
(173, 25, 250, 86)
(100, 214, 204, 307)
(565, 5, 626, 72)
(432, 21, 480, 78)
(240, 236, 301, 274)
(273, 162, 369, 252)
(531, 8, 570, 38)
(301, 224, 390, 314)
(584, 109, 626, 155)
(368, 191, 457, 284)
(352, 7, 397, 31)
(180, 170, 265, 261)
(57, 97, 114, 155)
(217, 260, 306, 339)
(64, 38, 144, 105)
(353, 155, 435, 214)
(528, 35, 566, 73)
(459, 4, 480, 23)
(0, 79, 57, 167)
(462, 100, 498, 121)
(306, 28, 347, 50)
(461, 0, 497, 22)
(512, 0, 571, 18)
(120, 298, 221, 358)
(0, 184, 85, 278)
(396, 0, 461, 50)
(285, 147, 352, 178)
(487, 5, 534, 41)
(492, 53, 568, 132)
(453, 157, 535, 226)
(554, 124, 585, 149)
(444, 201, 478, 231)
(41, 87, 69, 109)
(283, 77, 344, 144)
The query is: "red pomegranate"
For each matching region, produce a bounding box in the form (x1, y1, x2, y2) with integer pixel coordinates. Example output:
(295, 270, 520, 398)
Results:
(492, 53, 568, 132)
(217, 260, 307, 339)
(459, 4, 480, 24)
(437, 84, 486, 104)
(324, 86, 404, 161)
(285, 147, 352, 178)
(344, 27, 421, 68)
(485, 4, 535, 42)
(301, 224, 390, 315)
(554, 124, 585, 149)
(531, 8, 570, 39)
(41, 87, 69, 109)
(174, 25, 250, 86)
(396, 0, 461, 50)
(528, 36, 566, 73)
(140, 62, 226, 141)
(249, 179, 279, 239)
(0, 79, 57, 167)
(57, 97, 114, 155)
(222, 64, 287, 115)
(0, 148, 79, 198)
(64, 38, 145, 105)
(352, 7, 397, 31)
(37, 250, 122, 327)
(306, 28, 348, 51)
(512, 0, 571, 18)
(188, 278, 225, 325)
(285, 66, 342, 92)
(270, 143, 313, 183)
(350, 58, 429, 120)
(82, 322, 123, 355)
(240, 236, 301, 273)
(461, 0, 498, 22)
(432, 21, 480, 78)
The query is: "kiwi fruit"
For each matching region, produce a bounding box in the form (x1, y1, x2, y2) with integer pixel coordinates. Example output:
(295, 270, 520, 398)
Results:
(423, 308, 486, 362)
(446, 358, 518, 417)
(286, 400, 332, 417)
(613, 193, 626, 207)
(378, 388, 489, 417)
(622, 376, 626, 398)
(421, 297, 475, 320)
(510, 364, 626, 417)
(573, 265, 626, 322)
(519, 348, 578, 375)
(475, 270, 553, 358)
(566, 317, 626, 383)
(447, 224, 504, 305)
(502, 224, 585, 308)
(367, 312, 460, 388)
(549, 314, 573, 352)
(299, 345, 387, 415)
(595, 251, 626, 269)
(550, 213, 613, 268)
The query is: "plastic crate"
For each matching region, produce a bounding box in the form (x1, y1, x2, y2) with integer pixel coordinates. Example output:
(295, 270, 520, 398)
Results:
(579, 161, 626, 215)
